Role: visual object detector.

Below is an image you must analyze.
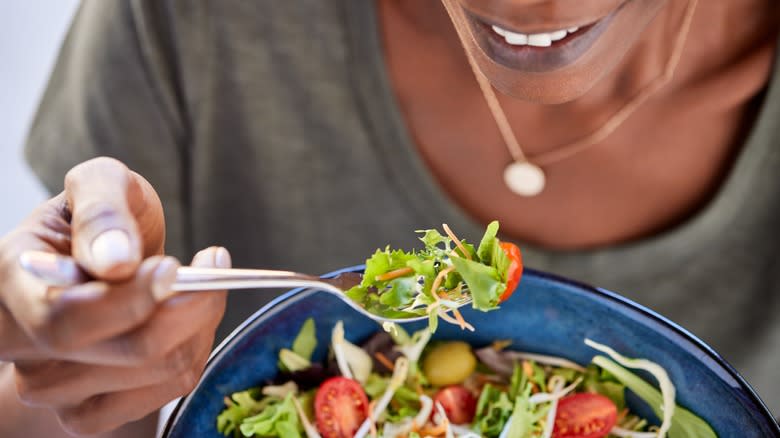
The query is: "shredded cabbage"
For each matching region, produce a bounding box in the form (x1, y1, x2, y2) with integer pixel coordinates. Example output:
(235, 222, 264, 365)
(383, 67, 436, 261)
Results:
(585, 339, 676, 438)
(332, 321, 372, 383)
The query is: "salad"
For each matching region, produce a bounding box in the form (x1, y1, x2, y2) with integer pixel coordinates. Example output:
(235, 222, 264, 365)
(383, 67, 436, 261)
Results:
(216, 319, 717, 438)
(345, 221, 523, 331)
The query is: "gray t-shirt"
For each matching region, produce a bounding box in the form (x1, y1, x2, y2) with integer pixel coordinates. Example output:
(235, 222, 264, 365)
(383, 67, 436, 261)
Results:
(25, 0, 780, 414)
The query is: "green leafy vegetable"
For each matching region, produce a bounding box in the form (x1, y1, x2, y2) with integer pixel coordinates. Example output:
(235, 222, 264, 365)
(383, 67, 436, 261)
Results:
(476, 220, 500, 264)
(581, 364, 626, 410)
(474, 384, 515, 437)
(239, 393, 302, 438)
(291, 318, 316, 361)
(502, 384, 548, 438)
(344, 222, 519, 331)
(278, 319, 317, 372)
(449, 256, 505, 311)
(217, 390, 274, 437)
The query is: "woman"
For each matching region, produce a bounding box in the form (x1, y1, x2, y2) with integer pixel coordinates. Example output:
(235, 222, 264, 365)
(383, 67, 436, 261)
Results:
(1, 0, 778, 435)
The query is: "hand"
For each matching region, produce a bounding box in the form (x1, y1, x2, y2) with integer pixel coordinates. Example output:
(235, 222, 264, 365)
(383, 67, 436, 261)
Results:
(0, 157, 229, 435)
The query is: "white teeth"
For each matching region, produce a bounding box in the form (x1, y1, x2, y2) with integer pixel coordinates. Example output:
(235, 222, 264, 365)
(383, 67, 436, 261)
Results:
(527, 33, 552, 47)
(505, 33, 528, 45)
(491, 25, 507, 36)
(548, 30, 568, 42)
(491, 25, 581, 47)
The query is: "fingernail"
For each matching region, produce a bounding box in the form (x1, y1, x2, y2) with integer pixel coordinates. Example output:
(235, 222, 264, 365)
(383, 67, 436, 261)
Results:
(152, 257, 179, 302)
(57, 283, 107, 302)
(216, 247, 231, 268)
(90, 229, 133, 272)
(19, 251, 88, 287)
(191, 247, 215, 267)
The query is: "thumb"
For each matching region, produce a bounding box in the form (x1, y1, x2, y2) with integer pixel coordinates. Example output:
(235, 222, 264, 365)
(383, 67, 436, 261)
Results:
(65, 157, 143, 280)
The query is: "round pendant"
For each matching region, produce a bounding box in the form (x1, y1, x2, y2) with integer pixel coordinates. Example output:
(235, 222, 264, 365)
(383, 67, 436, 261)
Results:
(503, 161, 546, 196)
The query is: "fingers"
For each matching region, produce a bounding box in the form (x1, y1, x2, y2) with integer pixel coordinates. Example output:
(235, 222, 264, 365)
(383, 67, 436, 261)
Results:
(69, 247, 230, 366)
(3, 256, 179, 356)
(38, 247, 230, 436)
(14, 329, 211, 408)
(54, 358, 205, 437)
(65, 158, 166, 281)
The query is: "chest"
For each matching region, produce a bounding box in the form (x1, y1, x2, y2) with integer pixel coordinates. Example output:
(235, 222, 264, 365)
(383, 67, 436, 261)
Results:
(378, 0, 777, 249)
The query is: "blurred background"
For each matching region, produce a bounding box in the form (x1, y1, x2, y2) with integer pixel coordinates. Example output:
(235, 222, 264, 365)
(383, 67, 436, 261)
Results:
(0, 1, 79, 234)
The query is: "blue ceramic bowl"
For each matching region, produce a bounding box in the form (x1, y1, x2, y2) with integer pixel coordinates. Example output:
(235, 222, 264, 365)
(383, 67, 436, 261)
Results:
(163, 267, 780, 437)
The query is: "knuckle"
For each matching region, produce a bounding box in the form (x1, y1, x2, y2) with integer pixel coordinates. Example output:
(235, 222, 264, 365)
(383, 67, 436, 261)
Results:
(15, 379, 46, 406)
(176, 367, 201, 395)
(14, 362, 70, 407)
(72, 201, 127, 232)
(165, 343, 197, 376)
(58, 404, 102, 437)
(123, 294, 157, 330)
(116, 333, 157, 364)
(24, 314, 67, 352)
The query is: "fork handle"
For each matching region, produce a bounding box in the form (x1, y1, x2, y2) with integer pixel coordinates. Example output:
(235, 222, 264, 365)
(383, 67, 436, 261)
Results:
(173, 267, 325, 291)
(18, 250, 327, 292)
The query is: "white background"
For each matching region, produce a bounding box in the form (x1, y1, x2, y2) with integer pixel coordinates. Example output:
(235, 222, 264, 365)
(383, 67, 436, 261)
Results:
(0, 0, 79, 235)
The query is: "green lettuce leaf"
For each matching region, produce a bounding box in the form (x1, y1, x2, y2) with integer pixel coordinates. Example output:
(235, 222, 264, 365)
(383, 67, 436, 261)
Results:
(449, 256, 505, 311)
(473, 384, 515, 437)
(361, 248, 416, 287)
(582, 364, 626, 410)
(416, 229, 451, 253)
(379, 277, 417, 308)
(217, 390, 271, 437)
(476, 220, 500, 264)
(502, 385, 548, 438)
(291, 318, 316, 361)
(239, 393, 301, 438)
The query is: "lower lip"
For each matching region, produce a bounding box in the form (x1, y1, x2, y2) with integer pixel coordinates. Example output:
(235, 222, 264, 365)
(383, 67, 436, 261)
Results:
(464, 11, 617, 73)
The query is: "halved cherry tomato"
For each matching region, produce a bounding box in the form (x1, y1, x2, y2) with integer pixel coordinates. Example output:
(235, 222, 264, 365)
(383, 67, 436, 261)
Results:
(499, 241, 523, 302)
(433, 385, 477, 425)
(552, 393, 618, 438)
(314, 377, 369, 438)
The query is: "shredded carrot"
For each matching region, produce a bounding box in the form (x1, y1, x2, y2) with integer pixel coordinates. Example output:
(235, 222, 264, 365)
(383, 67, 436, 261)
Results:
(430, 267, 454, 299)
(374, 352, 395, 371)
(522, 360, 534, 378)
(420, 420, 449, 436)
(437, 293, 464, 329)
(375, 266, 414, 282)
(522, 360, 539, 393)
(451, 307, 468, 330)
(415, 383, 424, 395)
(442, 223, 472, 260)
(617, 408, 629, 422)
(437, 308, 461, 326)
(368, 400, 378, 438)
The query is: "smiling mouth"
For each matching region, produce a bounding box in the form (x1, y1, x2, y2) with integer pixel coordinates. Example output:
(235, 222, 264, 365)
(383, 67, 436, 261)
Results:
(462, 6, 623, 73)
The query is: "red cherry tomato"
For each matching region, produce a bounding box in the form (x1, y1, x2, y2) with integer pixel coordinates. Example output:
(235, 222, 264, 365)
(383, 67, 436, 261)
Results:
(314, 377, 369, 438)
(499, 241, 523, 302)
(552, 393, 618, 438)
(433, 385, 477, 425)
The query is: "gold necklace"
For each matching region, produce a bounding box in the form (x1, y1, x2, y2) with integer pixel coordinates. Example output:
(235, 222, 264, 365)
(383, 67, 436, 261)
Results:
(441, 0, 699, 196)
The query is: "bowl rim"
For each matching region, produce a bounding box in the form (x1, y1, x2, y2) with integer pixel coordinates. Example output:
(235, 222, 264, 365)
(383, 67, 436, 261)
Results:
(162, 266, 780, 436)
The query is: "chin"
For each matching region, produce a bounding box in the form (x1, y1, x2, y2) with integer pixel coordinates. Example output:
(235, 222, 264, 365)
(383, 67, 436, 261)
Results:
(483, 64, 606, 104)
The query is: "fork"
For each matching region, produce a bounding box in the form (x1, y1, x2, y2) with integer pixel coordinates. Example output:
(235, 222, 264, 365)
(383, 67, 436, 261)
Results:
(18, 251, 472, 324)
